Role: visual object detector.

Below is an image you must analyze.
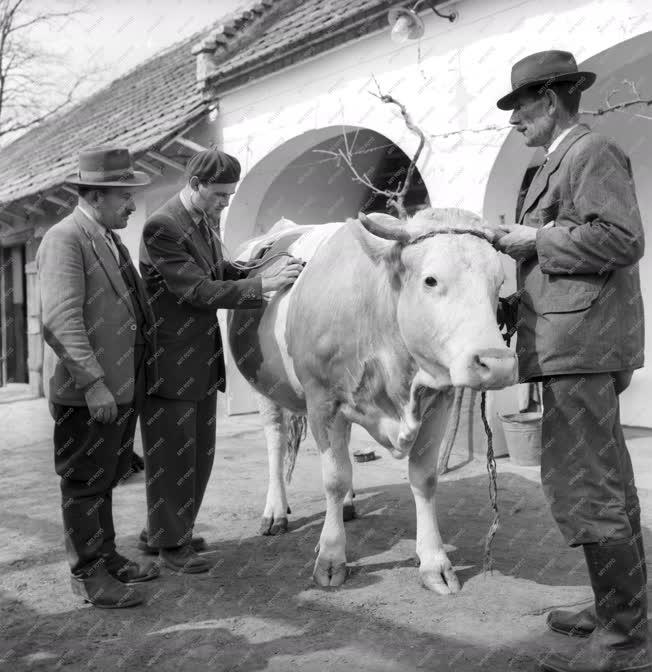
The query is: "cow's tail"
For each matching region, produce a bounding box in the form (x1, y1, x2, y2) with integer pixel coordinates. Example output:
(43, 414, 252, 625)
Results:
(437, 387, 464, 475)
(285, 413, 307, 483)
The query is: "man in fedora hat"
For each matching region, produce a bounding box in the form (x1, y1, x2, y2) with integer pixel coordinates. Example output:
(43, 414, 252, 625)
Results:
(138, 146, 303, 573)
(489, 51, 649, 671)
(37, 146, 160, 608)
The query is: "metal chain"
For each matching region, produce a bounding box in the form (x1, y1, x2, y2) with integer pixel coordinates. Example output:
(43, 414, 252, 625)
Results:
(480, 391, 500, 574)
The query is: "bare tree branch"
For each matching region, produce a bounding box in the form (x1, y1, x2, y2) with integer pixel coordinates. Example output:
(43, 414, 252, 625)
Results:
(312, 79, 428, 220)
(313, 147, 398, 199)
(369, 75, 426, 220)
(581, 80, 652, 117)
(0, 70, 83, 138)
(0, 0, 89, 143)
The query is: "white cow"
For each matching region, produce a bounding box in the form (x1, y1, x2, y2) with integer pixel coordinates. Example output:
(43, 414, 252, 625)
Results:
(227, 209, 516, 593)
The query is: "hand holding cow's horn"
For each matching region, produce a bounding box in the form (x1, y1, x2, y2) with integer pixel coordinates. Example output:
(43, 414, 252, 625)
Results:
(260, 257, 304, 292)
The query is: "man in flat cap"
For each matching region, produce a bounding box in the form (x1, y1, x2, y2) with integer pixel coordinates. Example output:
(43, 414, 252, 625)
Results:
(138, 147, 303, 573)
(490, 51, 649, 672)
(37, 146, 159, 608)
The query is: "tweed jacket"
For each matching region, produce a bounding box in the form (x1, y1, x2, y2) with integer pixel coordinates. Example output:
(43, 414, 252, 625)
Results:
(37, 207, 154, 406)
(515, 124, 645, 381)
(139, 194, 263, 401)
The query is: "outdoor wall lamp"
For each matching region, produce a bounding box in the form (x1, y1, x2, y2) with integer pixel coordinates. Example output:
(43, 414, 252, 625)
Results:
(388, 1, 458, 44)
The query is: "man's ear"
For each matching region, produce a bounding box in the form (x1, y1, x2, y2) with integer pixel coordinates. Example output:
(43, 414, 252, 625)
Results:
(88, 189, 104, 207)
(189, 176, 200, 191)
(544, 88, 557, 114)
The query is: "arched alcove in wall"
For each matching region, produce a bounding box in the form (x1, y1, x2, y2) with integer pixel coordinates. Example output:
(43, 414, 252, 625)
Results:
(483, 31, 652, 427)
(223, 125, 429, 257)
(221, 125, 430, 415)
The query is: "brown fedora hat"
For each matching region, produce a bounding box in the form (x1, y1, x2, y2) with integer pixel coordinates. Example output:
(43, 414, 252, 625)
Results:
(65, 146, 151, 187)
(496, 50, 596, 111)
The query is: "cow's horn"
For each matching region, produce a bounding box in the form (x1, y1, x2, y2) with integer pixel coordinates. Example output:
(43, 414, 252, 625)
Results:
(358, 212, 411, 243)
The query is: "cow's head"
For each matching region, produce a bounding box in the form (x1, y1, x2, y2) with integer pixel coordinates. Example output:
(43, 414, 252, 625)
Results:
(357, 209, 517, 390)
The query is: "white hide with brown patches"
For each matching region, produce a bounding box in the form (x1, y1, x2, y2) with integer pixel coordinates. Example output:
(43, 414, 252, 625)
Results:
(230, 209, 517, 592)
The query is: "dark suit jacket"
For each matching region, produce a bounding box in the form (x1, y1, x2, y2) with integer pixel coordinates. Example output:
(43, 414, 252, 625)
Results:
(37, 207, 155, 406)
(139, 194, 263, 401)
(515, 124, 645, 380)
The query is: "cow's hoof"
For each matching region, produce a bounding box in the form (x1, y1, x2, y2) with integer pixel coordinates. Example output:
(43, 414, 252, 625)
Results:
(260, 516, 289, 536)
(419, 566, 461, 595)
(312, 558, 347, 587)
(343, 504, 356, 522)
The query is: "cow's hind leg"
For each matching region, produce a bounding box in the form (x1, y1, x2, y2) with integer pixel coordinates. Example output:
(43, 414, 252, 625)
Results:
(258, 394, 291, 535)
(409, 390, 461, 595)
(310, 404, 352, 587)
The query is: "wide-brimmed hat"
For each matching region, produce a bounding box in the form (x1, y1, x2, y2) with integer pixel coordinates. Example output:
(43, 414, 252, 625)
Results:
(496, 50, 596, 111)
(65, 146, 151, 187)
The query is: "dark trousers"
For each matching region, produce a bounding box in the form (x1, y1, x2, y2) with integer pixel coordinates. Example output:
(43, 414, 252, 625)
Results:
(540, 373, 640, 546)
(141, 392, 217, 549)
(53, 344, 146, 575)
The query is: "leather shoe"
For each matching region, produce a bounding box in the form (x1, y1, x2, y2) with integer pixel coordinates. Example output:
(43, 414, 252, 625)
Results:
(102, 550, 160, 583)
(159, 544, 211, 574)
(138, 529, 207, 555)
(70, 565, 143, 608)
(546, 605, 596, 638)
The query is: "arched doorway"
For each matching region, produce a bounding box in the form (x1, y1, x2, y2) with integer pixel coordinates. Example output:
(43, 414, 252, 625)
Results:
(222, 126, 429, 415)
(483, 31, 652, 427)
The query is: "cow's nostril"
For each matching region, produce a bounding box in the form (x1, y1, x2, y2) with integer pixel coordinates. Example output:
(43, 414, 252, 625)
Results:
(474, 354, 490, 371)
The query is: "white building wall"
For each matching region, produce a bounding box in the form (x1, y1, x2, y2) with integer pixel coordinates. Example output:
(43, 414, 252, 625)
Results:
(216, 0, 652, 425)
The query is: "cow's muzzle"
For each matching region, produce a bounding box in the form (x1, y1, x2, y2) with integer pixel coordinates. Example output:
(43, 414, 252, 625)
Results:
(454, 348, 518, 390)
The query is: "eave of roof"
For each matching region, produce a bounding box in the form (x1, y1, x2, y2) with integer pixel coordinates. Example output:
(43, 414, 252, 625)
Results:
(196, 0, 452, 97)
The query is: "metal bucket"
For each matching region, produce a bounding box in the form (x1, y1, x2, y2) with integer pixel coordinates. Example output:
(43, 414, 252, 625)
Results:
(499, 412, 543, 466)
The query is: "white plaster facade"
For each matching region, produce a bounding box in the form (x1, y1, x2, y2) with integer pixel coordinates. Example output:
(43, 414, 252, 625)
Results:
(212, 0, 652, 428)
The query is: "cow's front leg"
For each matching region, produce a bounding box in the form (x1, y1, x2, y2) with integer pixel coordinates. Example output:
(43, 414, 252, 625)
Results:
(258, 395, 290, 535)
(311, 411, 352, 587)
(343, 487, 356, 521)
(409, 390, 460, 595)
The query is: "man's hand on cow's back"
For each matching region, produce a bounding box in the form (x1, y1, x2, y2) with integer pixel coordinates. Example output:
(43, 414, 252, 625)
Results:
(260, 256, 304, 292)
(484, 224, 538, 260)
(84, 379, 118, 424)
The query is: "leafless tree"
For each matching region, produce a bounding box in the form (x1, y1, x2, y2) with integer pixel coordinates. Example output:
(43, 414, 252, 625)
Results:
(314, 77, 427, 221)
(0, 0, 94, 142)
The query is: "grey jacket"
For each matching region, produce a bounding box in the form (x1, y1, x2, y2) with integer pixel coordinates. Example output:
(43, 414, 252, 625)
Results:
(515, 124, 645, 380)
(37, 207, 152, 405)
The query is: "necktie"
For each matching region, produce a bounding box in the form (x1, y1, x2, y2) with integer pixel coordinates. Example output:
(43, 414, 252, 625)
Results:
(104, 230, 120, 262)
(199, 218, 219, 267)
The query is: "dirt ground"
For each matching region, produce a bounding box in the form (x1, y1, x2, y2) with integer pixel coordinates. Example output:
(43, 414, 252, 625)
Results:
(1, 398, 651, 672)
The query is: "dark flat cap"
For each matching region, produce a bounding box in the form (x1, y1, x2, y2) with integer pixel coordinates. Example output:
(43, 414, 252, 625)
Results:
(185, 147, 241, 185)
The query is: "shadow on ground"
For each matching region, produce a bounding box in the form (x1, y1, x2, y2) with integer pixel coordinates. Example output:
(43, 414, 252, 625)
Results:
(2, 470, 651, 672)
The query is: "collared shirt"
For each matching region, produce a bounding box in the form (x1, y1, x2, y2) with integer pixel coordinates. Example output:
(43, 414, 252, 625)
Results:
(546, 124, 578, 157)
(77, 203, 120, 262)
(179, 189, 203, 225)
(179, 189, 223, 239)
(179, 189, 222, 268)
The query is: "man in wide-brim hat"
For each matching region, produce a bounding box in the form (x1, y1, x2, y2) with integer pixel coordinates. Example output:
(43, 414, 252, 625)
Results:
(488, 51, 649, 672)
(37, 146, 160, 608)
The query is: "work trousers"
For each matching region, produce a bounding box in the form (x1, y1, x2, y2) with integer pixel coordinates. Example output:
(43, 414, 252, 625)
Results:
(141, 392, 217, 549)
(53, 344, 146, 575)
(540, 373, 640, 546)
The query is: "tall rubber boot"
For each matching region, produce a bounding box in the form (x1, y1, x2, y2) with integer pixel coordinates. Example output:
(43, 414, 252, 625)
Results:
(547, 514, 647, 638)
(541, 538, 651, 672)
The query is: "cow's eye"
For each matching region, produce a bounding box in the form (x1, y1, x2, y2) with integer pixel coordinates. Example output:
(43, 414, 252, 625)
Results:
(424, 276, 438, 288)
